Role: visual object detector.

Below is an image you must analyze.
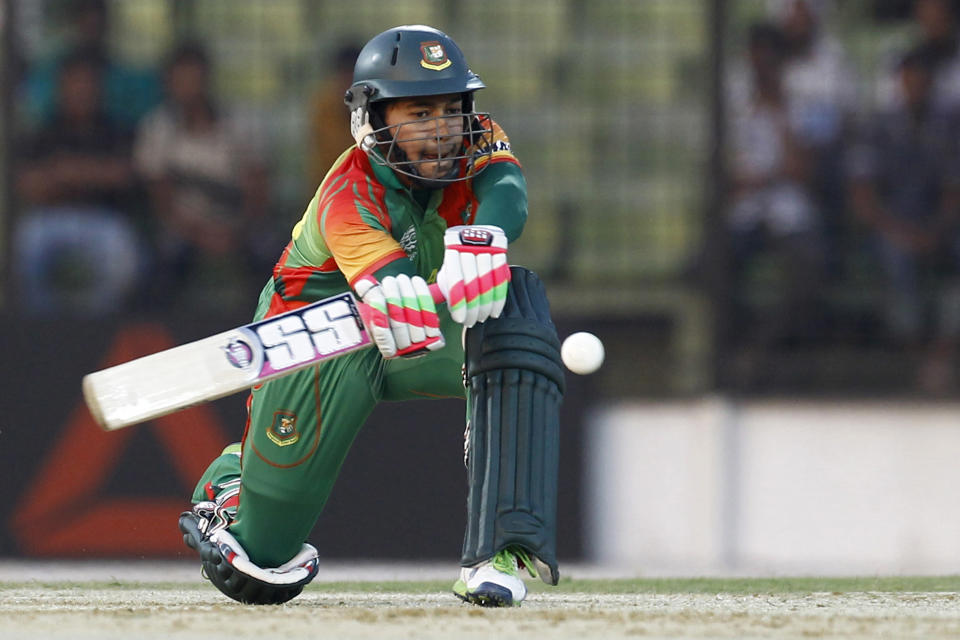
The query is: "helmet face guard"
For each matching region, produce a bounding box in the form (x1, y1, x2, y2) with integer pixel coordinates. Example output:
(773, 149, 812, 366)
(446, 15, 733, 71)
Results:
(356, 105, 494, 187)
(345, 25, 492, 188)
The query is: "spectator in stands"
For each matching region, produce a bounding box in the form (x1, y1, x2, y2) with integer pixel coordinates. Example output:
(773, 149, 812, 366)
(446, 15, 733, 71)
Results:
(134, 41, 270, 312)
(22, 0, 161, 129)
(306, 42, 362, 190)
(13, 49, 144, 316)
(877, 0, 960, 112)
(774, 0, 856, 149)
(912, 0, 960, 111)
(725, 21, 826, 383)
(847, 48, 960, 394)
(772, 0, 857, 259)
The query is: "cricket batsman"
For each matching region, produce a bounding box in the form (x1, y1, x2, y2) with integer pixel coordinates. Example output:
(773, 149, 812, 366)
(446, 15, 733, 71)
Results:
(178, 25, 565, 607)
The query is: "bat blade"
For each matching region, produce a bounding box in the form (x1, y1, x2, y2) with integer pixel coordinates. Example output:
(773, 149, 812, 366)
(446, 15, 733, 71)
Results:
(83, 292, 371, 431)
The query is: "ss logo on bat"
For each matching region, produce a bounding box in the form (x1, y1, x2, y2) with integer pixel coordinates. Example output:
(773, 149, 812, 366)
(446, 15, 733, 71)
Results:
(255, 299, 364, 371)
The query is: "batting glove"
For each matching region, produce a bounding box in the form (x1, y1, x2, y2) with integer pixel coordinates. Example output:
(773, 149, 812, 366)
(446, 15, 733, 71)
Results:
(354, 274, 445, 358)
(436, 225, 510, 327)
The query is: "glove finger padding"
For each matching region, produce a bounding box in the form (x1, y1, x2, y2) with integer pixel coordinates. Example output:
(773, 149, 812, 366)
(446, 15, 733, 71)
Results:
(355, 274, 444, 359)
(475, 251, 494, 324)
(395, 274, 426, 345)
(393, 274, 445, 357)
(355, 276, 398, 358)
(438, 225, 510, 328)
(381, 275, 412, 351)
(490, 252, 510, 318)
(411, 276, 444, 345)
(459, 251, 480, 328)
(440, 245, 467, 324)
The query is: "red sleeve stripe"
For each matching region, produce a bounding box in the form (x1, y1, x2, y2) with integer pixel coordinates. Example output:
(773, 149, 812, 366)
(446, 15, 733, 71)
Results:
(353, 179, 390, 230)
(317, 257, 339, 272)
(264, 290, 311, 319)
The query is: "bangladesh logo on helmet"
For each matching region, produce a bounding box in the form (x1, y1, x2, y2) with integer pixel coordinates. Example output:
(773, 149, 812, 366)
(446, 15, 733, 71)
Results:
(420, 41, 451, 70)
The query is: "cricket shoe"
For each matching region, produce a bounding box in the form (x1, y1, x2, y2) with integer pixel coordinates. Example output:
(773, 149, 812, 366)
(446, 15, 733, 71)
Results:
(453, 547, 537, 607)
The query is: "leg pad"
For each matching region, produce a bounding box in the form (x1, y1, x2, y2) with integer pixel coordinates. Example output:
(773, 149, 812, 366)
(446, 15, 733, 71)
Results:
(461, 267, 564, 585)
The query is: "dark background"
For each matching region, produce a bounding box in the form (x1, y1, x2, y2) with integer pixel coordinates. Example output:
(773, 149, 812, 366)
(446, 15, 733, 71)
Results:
(0, 311, 592, 560)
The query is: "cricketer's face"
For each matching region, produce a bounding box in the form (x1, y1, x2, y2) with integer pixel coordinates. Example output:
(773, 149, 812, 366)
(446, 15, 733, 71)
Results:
(383, 94, 465, 181)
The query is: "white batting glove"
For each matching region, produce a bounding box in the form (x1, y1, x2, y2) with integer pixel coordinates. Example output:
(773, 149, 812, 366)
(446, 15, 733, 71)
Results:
(435, 225, 510, 327)
(354, 274, 445, 358)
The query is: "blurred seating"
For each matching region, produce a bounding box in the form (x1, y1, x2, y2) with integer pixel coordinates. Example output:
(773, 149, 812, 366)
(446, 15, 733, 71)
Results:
(22, 0, 161, 130)
(846, 47, 960, 394)
(13, 49, 145, 317)
(133, 41, 273, 312)
(305, 42, 361, 191)
(721, 20, 827, 385)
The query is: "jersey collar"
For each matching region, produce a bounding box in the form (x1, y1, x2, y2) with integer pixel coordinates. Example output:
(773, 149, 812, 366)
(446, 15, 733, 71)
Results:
(368, 153, 408, 190)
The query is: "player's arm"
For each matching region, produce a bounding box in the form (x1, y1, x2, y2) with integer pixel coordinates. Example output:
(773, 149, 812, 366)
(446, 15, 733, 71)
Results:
(321, 198, 444, 359)
(435, 122, 527, 327)
(471, 161, 527, 242)
(469, 117, 527, 241)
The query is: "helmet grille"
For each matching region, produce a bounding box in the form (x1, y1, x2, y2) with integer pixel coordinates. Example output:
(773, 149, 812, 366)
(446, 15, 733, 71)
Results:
(366, 112, 494, 188)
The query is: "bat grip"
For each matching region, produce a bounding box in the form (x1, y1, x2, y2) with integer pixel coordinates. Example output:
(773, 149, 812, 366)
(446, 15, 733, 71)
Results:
(428, 283, 445, 305)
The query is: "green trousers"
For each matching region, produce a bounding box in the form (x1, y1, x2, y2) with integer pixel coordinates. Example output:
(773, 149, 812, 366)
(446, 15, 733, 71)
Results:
(193, 301, 466, 568)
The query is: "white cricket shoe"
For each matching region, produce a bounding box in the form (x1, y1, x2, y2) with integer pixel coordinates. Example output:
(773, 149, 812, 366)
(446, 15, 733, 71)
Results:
(453, 547, 536, 607)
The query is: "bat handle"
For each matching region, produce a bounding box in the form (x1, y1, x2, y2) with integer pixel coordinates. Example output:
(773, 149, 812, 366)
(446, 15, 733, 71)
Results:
(428, 283, 445, 305)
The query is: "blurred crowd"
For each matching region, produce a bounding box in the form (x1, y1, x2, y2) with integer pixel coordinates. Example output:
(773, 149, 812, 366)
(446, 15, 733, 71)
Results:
(724, 0, 960, 394)
(10, 0, 357, 317)
(11, 0, 960, 394)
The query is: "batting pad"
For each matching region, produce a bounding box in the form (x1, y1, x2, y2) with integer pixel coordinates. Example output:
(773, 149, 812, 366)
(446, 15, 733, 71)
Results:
(461, 266, 565, 585)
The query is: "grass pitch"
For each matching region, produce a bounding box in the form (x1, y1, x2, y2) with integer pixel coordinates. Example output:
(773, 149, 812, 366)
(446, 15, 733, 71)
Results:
(2, 576, 960, 639)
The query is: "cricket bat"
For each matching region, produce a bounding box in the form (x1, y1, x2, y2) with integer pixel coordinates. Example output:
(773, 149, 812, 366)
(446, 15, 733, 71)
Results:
(84, 289, 437, 431)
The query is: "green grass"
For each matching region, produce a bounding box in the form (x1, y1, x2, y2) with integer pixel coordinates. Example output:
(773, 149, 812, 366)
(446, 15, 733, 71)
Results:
(3, 576, 960, 594)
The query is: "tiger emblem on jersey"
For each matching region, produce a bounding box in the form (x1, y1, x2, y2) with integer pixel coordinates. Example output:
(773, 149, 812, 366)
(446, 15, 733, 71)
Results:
(267, 411, 299, 447)
(400, 226, 419, 261)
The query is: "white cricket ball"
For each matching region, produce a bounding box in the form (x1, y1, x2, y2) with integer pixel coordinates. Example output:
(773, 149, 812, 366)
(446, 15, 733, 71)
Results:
(561, 332, 605, 375)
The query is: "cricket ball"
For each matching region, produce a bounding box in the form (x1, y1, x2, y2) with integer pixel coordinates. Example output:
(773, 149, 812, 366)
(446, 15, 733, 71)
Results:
(561, 332, 605, 375)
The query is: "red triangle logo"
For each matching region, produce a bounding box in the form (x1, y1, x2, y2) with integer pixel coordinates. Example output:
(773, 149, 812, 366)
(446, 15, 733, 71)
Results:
(11, 323, 230, 555)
